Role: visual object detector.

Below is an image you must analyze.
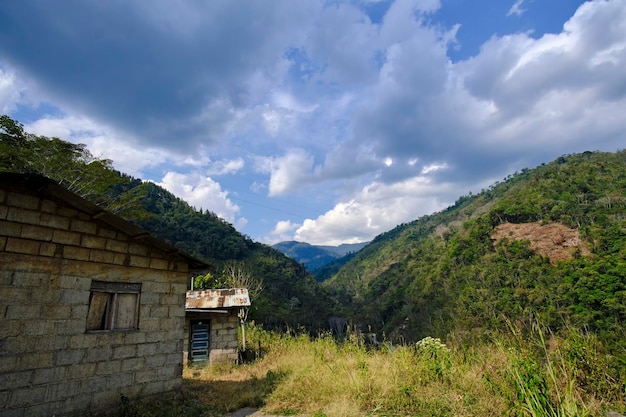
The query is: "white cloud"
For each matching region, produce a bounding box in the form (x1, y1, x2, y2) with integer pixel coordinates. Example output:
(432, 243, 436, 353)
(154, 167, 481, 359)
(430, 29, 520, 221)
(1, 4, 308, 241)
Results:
(258, 149, 316, 196)
(25, 115, 169, 179)
(157, 171, 242, 224)
(264, 219, 301, 244)
(0, 68, 23, 113)
(507, 0, 527, 17)
(295, 175, 455, 245)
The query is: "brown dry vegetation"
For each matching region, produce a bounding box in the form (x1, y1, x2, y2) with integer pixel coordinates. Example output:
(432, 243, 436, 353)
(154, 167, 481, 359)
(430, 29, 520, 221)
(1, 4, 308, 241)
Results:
(491, 221, 591, 263)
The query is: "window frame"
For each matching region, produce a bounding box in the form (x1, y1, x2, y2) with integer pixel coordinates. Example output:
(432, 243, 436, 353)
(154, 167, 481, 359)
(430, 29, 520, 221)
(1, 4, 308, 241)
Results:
(86, 281, 141, 332)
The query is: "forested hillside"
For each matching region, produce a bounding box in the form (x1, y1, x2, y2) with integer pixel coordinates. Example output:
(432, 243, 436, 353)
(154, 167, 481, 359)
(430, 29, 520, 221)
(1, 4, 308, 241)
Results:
(325, 150, 626, 352)
(0, 115, 333, 330)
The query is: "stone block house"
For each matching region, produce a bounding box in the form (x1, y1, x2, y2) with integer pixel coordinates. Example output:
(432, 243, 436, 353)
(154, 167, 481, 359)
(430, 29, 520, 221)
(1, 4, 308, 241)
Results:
(0, 173, 208, 417)
(184, 288, 250, 364)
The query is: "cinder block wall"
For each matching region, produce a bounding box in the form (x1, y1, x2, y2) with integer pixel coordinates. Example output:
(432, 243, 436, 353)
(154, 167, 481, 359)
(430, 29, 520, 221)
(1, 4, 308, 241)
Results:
(0, 187, 189, 416)
(184, 311, 240, 365)
(209, 312, 240, 364)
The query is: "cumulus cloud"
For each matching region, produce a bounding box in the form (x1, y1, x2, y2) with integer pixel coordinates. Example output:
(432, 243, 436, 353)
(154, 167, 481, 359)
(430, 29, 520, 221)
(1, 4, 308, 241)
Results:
(295, 174, 456, 245)
(0, 68, 23, 113)
(265, 220, 301, 244)
(257, 149, 317, 196)
(157, 171, 243, 224)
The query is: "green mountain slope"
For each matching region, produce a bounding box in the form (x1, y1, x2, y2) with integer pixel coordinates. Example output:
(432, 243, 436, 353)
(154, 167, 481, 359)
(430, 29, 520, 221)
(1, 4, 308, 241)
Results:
(324, 150, 626, 350)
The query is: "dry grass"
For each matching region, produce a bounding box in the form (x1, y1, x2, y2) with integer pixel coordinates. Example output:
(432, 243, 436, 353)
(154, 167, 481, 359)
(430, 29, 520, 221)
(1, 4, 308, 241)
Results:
(176, 325, 625, 417)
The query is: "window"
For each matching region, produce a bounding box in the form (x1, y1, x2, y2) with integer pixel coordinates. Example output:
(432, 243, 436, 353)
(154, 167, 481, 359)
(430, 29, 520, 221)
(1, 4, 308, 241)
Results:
(86, 281, 141, 331)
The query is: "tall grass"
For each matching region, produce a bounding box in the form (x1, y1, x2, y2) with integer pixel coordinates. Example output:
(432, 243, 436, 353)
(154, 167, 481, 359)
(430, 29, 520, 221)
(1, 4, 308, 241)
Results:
(178, 323, 624, 417)
(97, 323, 615, 416)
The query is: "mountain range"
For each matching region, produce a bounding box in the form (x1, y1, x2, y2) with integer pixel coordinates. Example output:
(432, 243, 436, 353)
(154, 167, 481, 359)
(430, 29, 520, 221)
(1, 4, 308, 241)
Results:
(271, 241, 369, 273)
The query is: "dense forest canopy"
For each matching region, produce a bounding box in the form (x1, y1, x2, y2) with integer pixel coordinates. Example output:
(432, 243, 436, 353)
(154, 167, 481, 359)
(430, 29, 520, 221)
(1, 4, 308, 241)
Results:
(324, 150, 626, 353)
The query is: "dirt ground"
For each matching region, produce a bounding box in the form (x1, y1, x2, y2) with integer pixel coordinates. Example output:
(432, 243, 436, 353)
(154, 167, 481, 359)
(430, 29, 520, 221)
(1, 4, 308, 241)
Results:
(491, 221, 590, 263)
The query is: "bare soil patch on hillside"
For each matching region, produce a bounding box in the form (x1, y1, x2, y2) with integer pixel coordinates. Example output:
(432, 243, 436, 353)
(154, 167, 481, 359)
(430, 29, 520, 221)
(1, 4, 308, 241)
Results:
(491, 222, 591, 263)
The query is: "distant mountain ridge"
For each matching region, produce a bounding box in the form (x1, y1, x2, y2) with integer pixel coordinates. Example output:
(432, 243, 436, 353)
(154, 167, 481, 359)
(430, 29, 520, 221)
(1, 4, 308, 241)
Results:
(272, 241, 369, 272)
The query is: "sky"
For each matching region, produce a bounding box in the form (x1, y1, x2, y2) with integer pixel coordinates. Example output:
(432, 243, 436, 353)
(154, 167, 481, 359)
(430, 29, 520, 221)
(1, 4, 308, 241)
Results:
(1, 0, 624, 246)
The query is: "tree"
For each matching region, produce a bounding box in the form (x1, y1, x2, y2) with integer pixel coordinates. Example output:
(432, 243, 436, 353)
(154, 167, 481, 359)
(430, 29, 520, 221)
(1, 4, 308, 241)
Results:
(222, 263, 264, 351)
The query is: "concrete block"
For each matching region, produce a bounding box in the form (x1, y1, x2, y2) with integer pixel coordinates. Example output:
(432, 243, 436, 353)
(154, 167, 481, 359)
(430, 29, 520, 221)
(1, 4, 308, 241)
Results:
(149, 258, 169, 270)
(0, 370, 32, 391)
(21, 319, 57, 336)
(56, 349, 86, 366)
(81, 235, 106, 249)
(0, 407, 25, 417)
(98, 227, 117, 239)
(135, 369, 156, 383)
(42, 305, 72, 320)
(5, 304, 42, 320)
(5, 237, 40, 255)
(57, 205, 78, 218)
(69, 334, 99, 350)
(145, 330, 168, 343)
(63, 245, 91, 261)
(55, 318, 85, 336)
(8, 385, 46, 408)
(32, 366, 66, 385)
(129, 255, 150, 268)
(95, 359, 122, 376)
(122, 331, 146, 345)
(19, 352, 54, 370)
(7, 192, 39, 210)
(66, 363, 96, 380)
(20, 224, 53, 241)
(71, 305, 89, 320)
(105, 238, 128, 253)
(145, 354, 166, 368)
(40, 199, 57, 214)
(136, 343, 158, 356)
(79, 378, 108, 396)
(128, 242, 149, 256)
(39, 213, 70, 230)
(90, 249, 116, 263)
(59, 288, 87, 305)
(85, 346, 111, 363)
(0, 356, 17, 373)
(139, 318, 160, 331)
(107, 372, 135, 389)
(157, 341, 178, 355)
(39, 242, 57, 257)
(7, 207, 40, 225)
(0, 219, 21, 237)
(52, 229, 81, 245)
(121, 357, 144, 372)
(112, 344, 137, 360)
(150, 305, 169, 318)
(70, 218, 97, 234)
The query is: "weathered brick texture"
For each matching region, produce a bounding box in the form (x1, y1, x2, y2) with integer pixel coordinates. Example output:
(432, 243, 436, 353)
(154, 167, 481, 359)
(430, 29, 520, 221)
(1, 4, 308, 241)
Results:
(1, 177, 206, 417)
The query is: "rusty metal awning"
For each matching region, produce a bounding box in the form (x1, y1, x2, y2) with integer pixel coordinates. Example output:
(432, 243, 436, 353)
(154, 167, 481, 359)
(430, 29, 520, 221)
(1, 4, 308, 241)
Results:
(185, 288, 250, 310)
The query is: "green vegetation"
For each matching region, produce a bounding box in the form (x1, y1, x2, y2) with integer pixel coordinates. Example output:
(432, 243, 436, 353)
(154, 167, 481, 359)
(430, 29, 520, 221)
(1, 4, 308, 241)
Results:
(113, 324, 624, 416)
(325, 150, 626, 353)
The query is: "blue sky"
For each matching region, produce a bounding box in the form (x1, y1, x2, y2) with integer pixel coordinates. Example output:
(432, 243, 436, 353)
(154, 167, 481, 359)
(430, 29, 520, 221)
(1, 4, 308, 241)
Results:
(1, 0, 624, 245)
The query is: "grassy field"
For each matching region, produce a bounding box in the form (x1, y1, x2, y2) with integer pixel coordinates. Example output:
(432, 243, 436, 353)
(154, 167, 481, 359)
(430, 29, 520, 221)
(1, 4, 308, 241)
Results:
(118, 323, 625, 417)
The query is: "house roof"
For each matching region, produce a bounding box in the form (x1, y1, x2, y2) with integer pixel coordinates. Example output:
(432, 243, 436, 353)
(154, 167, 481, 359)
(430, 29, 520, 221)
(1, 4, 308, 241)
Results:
(0, 172, 209, 270)
(186, 288, 251, 309)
